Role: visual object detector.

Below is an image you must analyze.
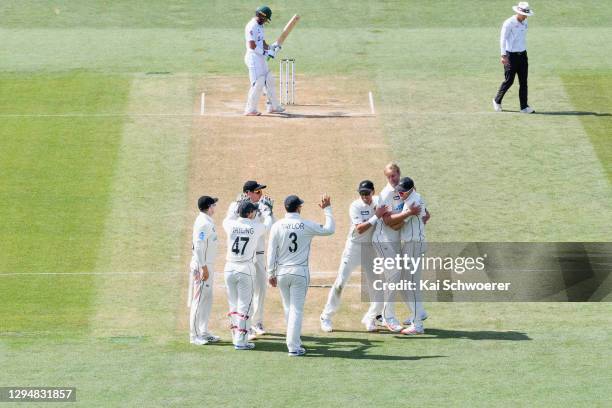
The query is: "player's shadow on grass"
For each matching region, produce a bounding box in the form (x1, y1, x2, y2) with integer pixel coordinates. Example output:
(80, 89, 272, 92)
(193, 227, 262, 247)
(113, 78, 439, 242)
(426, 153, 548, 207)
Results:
(394, 328, 531, 341)
(272, 112, 374, 119)
(504, 110, 610, 116)
(254, 334, 447, 361)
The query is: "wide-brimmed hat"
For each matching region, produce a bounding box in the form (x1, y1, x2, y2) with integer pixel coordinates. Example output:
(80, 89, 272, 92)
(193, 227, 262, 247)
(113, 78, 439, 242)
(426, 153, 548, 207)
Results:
(513, 2, 534, 16)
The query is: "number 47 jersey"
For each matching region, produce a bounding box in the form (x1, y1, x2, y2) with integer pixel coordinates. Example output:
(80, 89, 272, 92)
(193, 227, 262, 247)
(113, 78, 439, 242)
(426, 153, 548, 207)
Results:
(222, 217, 269, 274)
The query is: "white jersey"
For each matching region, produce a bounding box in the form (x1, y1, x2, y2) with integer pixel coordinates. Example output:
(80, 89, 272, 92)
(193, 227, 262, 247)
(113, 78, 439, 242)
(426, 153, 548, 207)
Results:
(245, 18, 265, 56)
(267, 208, 335, 276)
(500, 15, 528, 54)
(347, 196, 380, 243)
(373, 183, 403, 243)
(400, 191, 426, 243)
(223, 217, 267, 274)
(191, 212, 218, 267)
(225, 198, 274, 252)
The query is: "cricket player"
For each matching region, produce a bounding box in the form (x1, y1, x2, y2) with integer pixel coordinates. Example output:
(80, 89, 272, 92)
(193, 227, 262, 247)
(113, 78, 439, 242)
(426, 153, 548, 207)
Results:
(395, 177, 428, 335)
(267, 194, 335, 356)
(189, 195, 220, 345)
(319, 180, 388, 332)
(492, 2, 535, 113)
(372, 163, 430, 331)
(225, 180, 275, 339)
(223, 201, 272, 350)
(244, 6, 285, 116)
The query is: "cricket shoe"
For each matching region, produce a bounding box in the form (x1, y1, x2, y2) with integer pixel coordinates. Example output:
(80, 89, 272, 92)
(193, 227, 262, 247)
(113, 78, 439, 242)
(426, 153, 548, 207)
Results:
(251, 323, 266, 336)
(384, 319, 404, 333)
(401, 323, 425, 335)
(247, 329, 257, 341)
(492, 99, 502, 112)
(234, 342, 256, 350)
(402, 312, 429, 326)
(201, 333, 221, 343)
(360, 316, 378, 332)
(375, 314, 385, 327)
(190, 336, 208, 346)
(244, 111, 262, 116)
(520, 106, 535, 114)
(288, 347, 306, 357)
(320, 316, 333, 333)
(267, 106, 286, 114)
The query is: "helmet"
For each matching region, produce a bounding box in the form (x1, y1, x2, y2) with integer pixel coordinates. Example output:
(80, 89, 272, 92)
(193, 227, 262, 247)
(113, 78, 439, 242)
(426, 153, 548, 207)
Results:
(255, 5, 272, 21)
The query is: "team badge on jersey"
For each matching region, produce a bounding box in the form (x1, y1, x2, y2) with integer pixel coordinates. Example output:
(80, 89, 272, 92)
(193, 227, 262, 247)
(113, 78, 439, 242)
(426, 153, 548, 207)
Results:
(199, 231, 205, 240)
(360, 210, 370, 215)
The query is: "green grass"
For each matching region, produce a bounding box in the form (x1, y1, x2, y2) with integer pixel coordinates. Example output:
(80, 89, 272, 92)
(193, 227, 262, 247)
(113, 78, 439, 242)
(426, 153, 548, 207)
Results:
(0, 72, 130, 332)
(0, 1, 611, 406)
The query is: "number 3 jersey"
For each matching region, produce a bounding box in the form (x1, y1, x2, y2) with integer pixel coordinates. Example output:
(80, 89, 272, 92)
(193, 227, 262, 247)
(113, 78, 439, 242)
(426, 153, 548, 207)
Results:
(267, 207, 335, 277)
(222, 217, 270, 274)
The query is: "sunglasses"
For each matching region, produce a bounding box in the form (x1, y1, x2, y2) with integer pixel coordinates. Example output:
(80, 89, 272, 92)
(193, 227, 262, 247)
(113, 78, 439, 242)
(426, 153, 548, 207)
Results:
(359, 191, 372, 196)
(253, 190, 263, 195)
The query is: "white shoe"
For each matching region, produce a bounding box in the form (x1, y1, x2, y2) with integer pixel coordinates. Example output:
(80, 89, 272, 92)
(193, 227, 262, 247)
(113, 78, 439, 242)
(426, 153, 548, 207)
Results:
(288, 347, 306, 357)
(384, 318, 403, 332)
(320, 316, 333, 332)
(201, 333, 220, 343)
(492, 99, 502, 112)
(520, 106, 535, 113)
(402, 312, 429, 326)
(244, 111, 262, 116)
(360, 316, 378, 332)
(401, 323, 425, 335)
(234, 342, 255, 350)
(267, 106, 286, 114)
(247, 329, 257, 341)
(251, 323, 266, 336)
(375, 315, 385, 326)
(190, 336, 208, 345)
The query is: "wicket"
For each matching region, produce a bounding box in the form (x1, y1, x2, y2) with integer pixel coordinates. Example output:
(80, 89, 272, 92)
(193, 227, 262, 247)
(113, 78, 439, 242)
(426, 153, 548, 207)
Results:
(279, 58, 295, 105)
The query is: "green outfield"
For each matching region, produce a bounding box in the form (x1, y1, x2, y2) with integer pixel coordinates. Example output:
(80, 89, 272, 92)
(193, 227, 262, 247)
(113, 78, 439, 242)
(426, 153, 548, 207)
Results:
(1, 1, 611, 407)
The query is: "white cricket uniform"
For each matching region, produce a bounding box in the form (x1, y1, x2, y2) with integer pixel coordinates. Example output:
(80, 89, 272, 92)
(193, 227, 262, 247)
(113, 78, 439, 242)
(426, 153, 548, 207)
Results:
(225, 198, 274, 327)
(267, 208, 335, 352)
(400, 191, 427, 324)
(321, 197, 382, 321)
(371, 183, 404, 322)
(244, 17, 281, 114)
(222, 216, 269, 347)
(189, 212, 219, 341)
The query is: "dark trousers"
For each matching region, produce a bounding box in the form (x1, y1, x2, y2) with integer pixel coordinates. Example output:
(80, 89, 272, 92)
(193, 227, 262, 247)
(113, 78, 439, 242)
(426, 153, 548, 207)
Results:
(494, 51, 529, 109)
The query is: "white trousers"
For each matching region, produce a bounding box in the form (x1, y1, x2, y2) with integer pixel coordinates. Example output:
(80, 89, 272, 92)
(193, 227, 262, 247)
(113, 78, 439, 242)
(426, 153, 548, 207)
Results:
(278, 270, 308, 353)
(372, 240, 401, 322)
(322, 241, 382, 321)
(401, 241, 427, 323)
(244, 52, 280, 113)
(189, 263, 214, 339)
(224, 266, 255, 347)
(250, 253, 267, 326)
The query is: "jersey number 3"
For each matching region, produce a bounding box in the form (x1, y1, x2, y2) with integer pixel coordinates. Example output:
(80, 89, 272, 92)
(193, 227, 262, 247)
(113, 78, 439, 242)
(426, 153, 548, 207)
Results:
(232, 237, 250, 255)
(288, 232, 298, 253)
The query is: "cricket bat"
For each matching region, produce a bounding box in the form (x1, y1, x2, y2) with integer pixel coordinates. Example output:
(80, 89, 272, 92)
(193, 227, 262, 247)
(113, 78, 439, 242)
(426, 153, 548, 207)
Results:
(275, 14, 300, 46)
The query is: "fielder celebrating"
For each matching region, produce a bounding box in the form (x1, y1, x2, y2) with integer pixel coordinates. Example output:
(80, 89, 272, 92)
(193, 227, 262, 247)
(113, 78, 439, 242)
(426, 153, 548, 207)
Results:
(320, 180, 388, 332)
(395, 177, 428, 335)
(189, 195, 220, 345)
(244, 5, 285, 116)
(222, 201, 272, 350)
(225, 180, 275, 339)
(267, 194, 335, 356)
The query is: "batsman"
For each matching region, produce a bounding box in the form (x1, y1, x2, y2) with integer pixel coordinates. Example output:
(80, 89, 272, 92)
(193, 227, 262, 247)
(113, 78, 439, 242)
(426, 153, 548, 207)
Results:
(243, 6, 299, 116)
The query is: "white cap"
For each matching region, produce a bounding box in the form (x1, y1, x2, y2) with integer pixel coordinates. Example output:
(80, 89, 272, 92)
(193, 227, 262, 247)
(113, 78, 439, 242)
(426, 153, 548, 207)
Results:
(513, 2, 534, 16)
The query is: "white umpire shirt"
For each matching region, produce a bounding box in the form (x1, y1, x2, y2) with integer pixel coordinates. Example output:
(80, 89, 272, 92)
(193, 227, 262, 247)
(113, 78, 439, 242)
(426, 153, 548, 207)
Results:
(267, 207, 335, 277)
(373, 183, 403, 243)
(192, 212, 218, 268)
(500, 15, 528, 55)
(347, 197, 380, 244)
(400, 191, 427, 243)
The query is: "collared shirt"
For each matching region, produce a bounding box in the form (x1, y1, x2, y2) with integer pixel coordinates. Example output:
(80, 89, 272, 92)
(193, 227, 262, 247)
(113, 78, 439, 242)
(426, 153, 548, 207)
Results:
(192, 212, 218, 267)
(267, 208, 335, 275)
(347, 196, 380, 243)
(245, 17, 265, 56)
(222, 217, 267, 274)
(372, 183, 403, 243)
(225, 197, 274, 252)
(500, 15, 528, 55)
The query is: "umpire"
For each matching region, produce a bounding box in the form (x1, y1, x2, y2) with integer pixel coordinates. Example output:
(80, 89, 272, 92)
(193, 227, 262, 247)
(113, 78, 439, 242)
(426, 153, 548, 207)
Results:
(492, 2, 535, 113)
